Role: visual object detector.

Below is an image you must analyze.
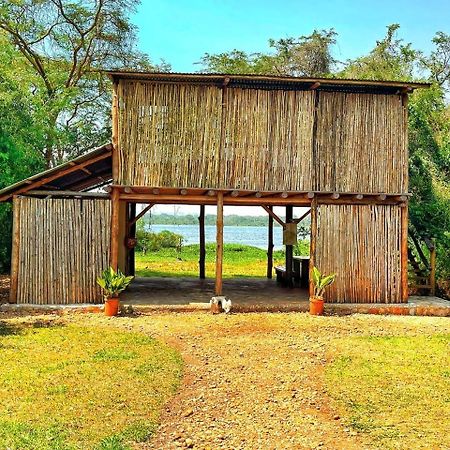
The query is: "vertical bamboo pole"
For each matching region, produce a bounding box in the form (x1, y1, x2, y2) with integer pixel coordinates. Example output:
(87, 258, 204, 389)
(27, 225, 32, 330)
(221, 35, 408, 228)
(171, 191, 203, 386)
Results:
(267, 206, 274, 279)
(430, 239, 436, 296)
(309, 199, 318, 298)
(199, 205, 206, 279)
(285, 205, 293, 287)
(110, 187, 120, 271)
(9, 196, 21, 303)
(112, 80, 119, 183)
(400, 203, 409, 302)
(215, 192, 224, 295)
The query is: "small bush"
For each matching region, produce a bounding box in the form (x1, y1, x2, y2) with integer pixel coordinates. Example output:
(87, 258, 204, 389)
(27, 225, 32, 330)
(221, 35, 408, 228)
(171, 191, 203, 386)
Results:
(136, 223, 183, 254)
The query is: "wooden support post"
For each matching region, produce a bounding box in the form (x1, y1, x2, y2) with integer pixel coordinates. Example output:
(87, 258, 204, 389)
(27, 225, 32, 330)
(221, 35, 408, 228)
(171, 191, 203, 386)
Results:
(430, 239, 436, 296)
(215, 192, 224, 295)
(267, 206, 274, 279)
(285, 205, 294, 288)
(128, 203, 136, 276)
(110, 187, 120, 271)
(199, 205, 206, 279)
(9, 196, 20, 303)
(309, 199, 318, 298)
(400, 203, 409, 302)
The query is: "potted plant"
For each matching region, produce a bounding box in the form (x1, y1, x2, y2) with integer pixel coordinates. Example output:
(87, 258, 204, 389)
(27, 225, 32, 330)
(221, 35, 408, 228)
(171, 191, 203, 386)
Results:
(310, 266, 336, 316)
(97, 267, 134, 316)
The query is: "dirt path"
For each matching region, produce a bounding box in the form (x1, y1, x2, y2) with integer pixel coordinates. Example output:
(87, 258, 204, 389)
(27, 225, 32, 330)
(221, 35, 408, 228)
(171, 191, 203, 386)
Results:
(77, 311, 448, 450)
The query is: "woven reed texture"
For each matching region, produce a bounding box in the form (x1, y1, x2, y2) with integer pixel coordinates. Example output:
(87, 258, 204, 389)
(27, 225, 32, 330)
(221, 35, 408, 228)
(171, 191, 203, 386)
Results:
(314, 204, 403, 303)
(314, 92, 407, 193)
(117, 81, 222, 187)
(221, 88, 314, 190)
(117, 82, 407, 194)
(14, 197, 111, 304)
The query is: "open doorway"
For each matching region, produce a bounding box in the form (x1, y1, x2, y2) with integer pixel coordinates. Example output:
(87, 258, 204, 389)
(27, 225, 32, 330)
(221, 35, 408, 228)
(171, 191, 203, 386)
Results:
(122, 202, 312, 307)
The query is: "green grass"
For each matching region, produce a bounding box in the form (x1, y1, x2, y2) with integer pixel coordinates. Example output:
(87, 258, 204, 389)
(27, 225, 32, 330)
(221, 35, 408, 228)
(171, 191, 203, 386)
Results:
(325, 334, 450, 449)
(135, 242, 309, 278)
(0, 321, 183, 449)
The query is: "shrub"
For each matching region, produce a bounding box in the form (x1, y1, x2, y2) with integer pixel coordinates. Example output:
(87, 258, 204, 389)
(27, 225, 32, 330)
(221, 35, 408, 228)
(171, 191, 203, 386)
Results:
(135, 222, 183, 254)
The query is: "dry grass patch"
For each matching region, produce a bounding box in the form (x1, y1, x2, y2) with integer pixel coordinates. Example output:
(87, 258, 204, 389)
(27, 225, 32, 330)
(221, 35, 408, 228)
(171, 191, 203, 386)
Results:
(0, 319, 182, 449)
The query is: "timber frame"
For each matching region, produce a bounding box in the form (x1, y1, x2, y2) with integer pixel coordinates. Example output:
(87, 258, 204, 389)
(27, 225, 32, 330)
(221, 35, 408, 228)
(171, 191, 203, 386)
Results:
(1, 71, 431, 305)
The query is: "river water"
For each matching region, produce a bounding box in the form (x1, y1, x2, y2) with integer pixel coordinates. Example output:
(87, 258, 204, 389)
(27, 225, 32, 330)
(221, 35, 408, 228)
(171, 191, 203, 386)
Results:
(148, 224, 285, 249)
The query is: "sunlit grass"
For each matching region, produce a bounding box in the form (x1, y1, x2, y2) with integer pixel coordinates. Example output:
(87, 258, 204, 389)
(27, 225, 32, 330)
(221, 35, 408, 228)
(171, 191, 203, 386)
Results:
(0, 321, 182, 449)
(325, 334, 450, 449)
(135, 243, 292, 278)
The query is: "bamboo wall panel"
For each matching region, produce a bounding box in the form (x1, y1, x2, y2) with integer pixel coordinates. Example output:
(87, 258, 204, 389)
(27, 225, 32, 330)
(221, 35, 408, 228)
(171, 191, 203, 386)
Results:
(14, 197, 111, 304)
(117, 81, 222, 187)
(221, 88, 315, 190)
(314, 92, 407, 193)
(314, 204, 403, 303)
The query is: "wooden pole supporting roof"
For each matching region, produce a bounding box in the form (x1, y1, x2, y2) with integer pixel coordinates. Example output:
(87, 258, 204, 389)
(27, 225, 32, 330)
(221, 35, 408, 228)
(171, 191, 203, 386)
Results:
(215, 192, 224, 296)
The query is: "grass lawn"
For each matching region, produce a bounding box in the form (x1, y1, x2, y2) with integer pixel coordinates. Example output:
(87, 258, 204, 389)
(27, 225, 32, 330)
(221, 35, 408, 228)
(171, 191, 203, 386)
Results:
(135, 243, 289, 278)
(0, 319, 182, 450)
(325, 333, 450, 448)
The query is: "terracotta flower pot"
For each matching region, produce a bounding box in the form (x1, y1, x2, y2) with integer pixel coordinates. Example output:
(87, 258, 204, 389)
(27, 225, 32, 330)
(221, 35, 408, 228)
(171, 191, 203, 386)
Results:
(104, 297, 120, 316)
(309, 296, 324, 316)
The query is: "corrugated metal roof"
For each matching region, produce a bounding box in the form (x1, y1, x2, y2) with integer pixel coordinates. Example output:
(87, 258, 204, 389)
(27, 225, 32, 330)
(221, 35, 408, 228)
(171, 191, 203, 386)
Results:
(0, 143, 112, 202)
(105, 70, 430, 93)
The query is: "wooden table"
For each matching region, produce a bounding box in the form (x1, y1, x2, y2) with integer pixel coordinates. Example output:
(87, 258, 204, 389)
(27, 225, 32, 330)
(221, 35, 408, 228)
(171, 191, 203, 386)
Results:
(293, 256, 310, 288)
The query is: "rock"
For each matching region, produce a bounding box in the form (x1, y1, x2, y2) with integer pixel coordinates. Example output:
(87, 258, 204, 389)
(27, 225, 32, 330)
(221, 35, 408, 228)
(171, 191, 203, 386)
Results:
(185, 438, 194, 448)
(333, 415, 340, 420)
(183, 408, 194, 418)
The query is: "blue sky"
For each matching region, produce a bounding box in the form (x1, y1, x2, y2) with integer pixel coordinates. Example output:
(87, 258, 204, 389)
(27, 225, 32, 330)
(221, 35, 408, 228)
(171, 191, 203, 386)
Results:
(132, 0, 450, 72)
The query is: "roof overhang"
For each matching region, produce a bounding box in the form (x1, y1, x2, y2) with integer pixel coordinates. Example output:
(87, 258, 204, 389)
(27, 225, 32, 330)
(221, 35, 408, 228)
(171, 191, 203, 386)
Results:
(0, 143, 112, 203)
(106, 71, 430, 95)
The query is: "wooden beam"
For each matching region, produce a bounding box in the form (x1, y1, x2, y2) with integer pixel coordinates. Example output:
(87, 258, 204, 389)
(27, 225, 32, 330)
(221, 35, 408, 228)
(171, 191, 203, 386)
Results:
(199, 205, 206, 279)
(9, 196, 20, 303)
(401, 203, 409, 302)
(309, 81, 321, 90)
(309, 199, 318, 298)
(261, 205, 285, 227)
(128, 203, 154, 230)
(128, 203, 136, 277)
(285, 205, 294, 288)
(25, 190, 109, 199)
(293, 209, 311, 224)
(267, 206, 274, 279)
(110, 187, 120, 271)
(430, 238, 436, 296)
(215, 192, 224, 296)
(0, 152, 111, 202)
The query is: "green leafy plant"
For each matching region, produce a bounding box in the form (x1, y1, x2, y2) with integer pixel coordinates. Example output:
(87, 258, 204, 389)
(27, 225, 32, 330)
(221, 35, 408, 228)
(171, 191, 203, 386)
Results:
(96, 267, 134, 301)
(311, 266, 336, 298)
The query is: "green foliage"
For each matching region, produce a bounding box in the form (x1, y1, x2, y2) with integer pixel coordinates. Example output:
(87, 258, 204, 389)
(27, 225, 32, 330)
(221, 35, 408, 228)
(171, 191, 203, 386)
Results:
(135, 222, 184, 254)
(96, 267, 134, 300)
(199, 29, 337, 77)
(311, 266, 336, 297)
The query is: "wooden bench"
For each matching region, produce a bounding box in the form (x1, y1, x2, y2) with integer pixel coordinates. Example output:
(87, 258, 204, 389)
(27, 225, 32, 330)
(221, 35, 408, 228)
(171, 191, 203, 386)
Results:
(275, 265, 286, 282)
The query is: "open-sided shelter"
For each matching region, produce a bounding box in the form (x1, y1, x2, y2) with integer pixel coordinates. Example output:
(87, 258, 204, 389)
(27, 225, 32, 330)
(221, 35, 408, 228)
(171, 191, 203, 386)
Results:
(0, 72, 429, 304)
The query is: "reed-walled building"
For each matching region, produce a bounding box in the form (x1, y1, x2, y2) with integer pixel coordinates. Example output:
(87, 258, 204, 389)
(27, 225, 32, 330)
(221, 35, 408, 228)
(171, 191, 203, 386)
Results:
(0, 72, 429, 305)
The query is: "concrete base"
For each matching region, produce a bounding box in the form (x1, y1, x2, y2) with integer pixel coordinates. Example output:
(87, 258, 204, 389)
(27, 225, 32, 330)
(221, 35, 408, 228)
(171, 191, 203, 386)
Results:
(1, 276, 448, 317)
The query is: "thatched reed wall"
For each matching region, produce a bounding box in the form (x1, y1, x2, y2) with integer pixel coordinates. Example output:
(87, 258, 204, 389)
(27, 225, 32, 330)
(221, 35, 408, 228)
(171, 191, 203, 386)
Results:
(12, 197, 111, 304)
(314, 93, 407, 193)
(117, 81, 407, 194)
(313, 204, 403, 303)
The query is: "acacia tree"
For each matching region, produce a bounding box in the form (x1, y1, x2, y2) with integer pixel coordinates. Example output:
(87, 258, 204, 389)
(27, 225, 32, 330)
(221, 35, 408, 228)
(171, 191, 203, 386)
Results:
(0, 0, 167, 166)
(199, 29, 337, 77)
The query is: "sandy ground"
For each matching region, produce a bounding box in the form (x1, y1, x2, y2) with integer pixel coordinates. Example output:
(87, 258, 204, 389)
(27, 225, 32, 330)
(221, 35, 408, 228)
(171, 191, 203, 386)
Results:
(53, 311, 447, 450)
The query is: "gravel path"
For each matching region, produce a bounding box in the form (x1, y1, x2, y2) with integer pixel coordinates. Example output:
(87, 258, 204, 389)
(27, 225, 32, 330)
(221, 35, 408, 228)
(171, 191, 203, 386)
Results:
(90, 311, 446, 450)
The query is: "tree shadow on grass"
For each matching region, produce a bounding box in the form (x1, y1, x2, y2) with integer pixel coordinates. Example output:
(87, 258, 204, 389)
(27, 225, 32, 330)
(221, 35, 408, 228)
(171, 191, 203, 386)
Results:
(0, 318, 65, 337)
